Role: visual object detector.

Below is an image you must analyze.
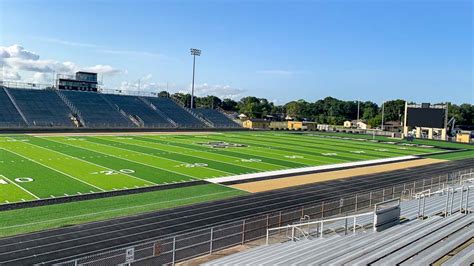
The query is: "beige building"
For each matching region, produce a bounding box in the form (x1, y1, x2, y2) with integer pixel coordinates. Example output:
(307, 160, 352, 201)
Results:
(242, 119, 271, 129)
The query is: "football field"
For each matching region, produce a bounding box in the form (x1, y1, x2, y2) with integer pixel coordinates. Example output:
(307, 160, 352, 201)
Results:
(0, 132, 444, 204)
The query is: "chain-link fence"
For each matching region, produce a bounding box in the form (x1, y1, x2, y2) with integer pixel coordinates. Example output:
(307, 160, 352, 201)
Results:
(56, 168, 473, 266)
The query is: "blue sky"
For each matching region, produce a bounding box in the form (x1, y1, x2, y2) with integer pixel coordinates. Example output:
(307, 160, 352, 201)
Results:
(0, 0, 472, 104)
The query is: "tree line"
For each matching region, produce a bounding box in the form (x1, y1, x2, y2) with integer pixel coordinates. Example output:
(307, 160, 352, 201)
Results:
(158, 91, 473, 127)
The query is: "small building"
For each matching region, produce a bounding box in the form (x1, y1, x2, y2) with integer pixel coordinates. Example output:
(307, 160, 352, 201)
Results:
(356, 121, 368, 130)
(56, 71, 99, 92)
(456, 131, 472, 143)
(344, 120, 367, 129)
(384, 121, 402, 132)
(242, 119, 271, 129)
(270, 121, 318, 130)
(238, 114, 248, 120)
(270, 121, 288, 130)
(317, 124, 331, 131)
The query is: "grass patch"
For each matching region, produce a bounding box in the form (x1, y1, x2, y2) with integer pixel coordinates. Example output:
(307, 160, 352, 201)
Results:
(0, 184, 246, 237)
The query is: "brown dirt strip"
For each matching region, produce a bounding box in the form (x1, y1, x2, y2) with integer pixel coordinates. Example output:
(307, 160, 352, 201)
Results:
(230, 158, 447, 193)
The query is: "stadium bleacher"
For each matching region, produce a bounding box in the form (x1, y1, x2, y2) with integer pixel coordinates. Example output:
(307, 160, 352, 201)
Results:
(0, 87, 242, 129)
(61, 90, 137, 128)
(205, 185, 474, 266)
(0, 87, 27, 127)
(101, 94, 173, 128)
(7, 88, 75, 127)
(193, 108, 240, 128)
(145, 97, 207, 128)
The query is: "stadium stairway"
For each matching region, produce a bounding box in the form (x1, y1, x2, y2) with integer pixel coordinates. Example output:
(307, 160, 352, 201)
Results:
(60, 90, 137, 128)
(144, 97, 208, 128)
(0, 87, 27, 127)
(7, 88, 76, 127)
(101, 94, 174, 128)
(204, 185, 474, 266)
(193, 108, 241, 128)
(0, 87, 242, 129)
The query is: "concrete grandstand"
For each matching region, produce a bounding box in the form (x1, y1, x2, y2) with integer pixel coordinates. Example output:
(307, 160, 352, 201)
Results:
(0, 86, 241, 130)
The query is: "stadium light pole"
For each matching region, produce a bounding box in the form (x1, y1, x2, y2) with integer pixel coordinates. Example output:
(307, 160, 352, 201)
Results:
(190, 48, 201, 109)
(381, 101, 385, 131)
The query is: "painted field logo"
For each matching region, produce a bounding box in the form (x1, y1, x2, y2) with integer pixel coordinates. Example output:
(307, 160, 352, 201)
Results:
(240, 159, 262, 162)
(285, 155, 304, 159)
(350, 151, 365, 154)
(177, 163, 208, 168)
(197, 141, 247, 149)
(322, 153, 338, 156)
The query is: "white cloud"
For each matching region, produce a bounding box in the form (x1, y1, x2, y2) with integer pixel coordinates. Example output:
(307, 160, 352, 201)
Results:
(30, 72, 53, 83)
(0, 68, 21, 80)
(0, 44, 124, 82)
(81, 65, 122, 75)
(117, 74, 173, 93)
(187, 83, 246, 99)
(0, 44, 40, 60)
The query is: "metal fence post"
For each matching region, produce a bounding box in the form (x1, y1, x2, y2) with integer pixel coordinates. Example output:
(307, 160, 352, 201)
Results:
(466, 187, 470, 214)
(321, 201, 325, 218)
(344, 218, 348, 235)
(355, 194, 358, 212)
(450, 188, 455, 215)
(241, 219, 246, 245)
(172, 237, 176, 266)
(266, 229, 269, 245)
(369, 192, 372, 206)
(209, 227, 214, 255)
(353, 217, 356, 234)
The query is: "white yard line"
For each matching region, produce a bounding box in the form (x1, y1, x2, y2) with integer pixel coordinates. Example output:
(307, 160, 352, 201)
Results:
(43, 137, 203, 180)
(111, 137, 266, 172)
(0, 173, 40, 199)
(2, 147, 106, 192)
(205, 155, 420, 184)
(32, 138, 159, 186)
(139, 136, 290, 170)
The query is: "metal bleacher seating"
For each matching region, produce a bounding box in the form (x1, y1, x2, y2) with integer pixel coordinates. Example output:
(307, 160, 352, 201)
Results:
(7, 88, 75, 127)
(61, 90, 135, 128)
(101, 94, 173, 128)
(0, 87, 26, 127)
(0, 86, 242, 129)
(205, 185, 474, 266)
(145, 97, 206, 128)
(193, 108, 240, 128)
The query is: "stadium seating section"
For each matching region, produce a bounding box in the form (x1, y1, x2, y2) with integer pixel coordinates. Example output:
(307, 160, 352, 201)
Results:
(8, 88, 75, 127)
(101, 94, 172, 128)
(193, 108, 240, 128)
(0, 87, 240, 129)
(0, 87, 26, 127)
(145, 97, 206, 128)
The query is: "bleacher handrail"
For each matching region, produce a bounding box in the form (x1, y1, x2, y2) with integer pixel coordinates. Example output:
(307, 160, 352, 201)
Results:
(266, 211, 374, 244)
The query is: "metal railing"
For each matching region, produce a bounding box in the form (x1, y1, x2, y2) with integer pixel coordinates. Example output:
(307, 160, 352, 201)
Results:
(55, 168, 472, 266)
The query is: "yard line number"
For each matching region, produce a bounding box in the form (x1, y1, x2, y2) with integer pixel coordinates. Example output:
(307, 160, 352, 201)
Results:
(91, 169, 136, 175)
